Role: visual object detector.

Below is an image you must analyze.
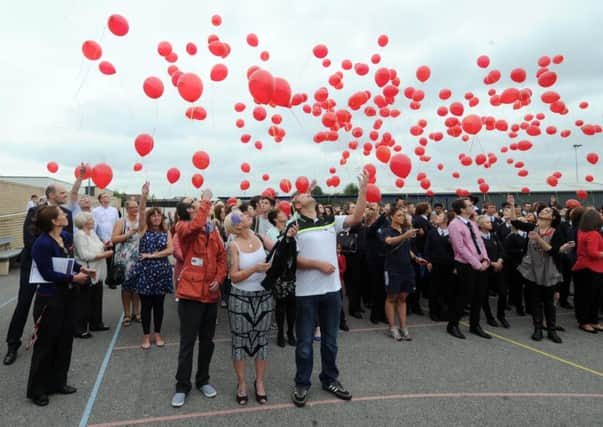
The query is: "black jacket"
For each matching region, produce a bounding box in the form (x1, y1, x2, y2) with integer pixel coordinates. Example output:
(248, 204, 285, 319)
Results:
(365, 214, 388, 262)
(423, 228, 454, 266)
(481, 233, 504, 262)
(22, 205, 74, 265)
(412, 215, 433, 253)
(261, 223, 297, 291)
(503, 232, 527, 266)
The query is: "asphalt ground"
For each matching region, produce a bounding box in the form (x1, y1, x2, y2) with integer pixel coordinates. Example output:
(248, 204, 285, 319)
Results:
(0, 270, 602, 427)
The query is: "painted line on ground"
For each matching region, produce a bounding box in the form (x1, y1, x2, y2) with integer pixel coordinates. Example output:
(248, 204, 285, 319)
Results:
(88, 392, 603, 427)
(78, 313, 124, 427)
(0, 295, 17, 309)
(460, 321, 603, 378)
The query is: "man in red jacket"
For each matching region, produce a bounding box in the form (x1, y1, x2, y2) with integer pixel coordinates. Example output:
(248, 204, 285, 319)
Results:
(171, 189, 227, 408)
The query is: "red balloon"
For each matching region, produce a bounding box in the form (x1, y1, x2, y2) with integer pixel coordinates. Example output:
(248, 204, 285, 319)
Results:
(376, 146, 391, 163)
(439, 88, 452, 100)
(133, 162, 143, 172)
(366, 184, 382, 203)
(477, 55, 490, 68)
(586, 153, 599, 165)
(234, 102, 246, 112)
(74, 164, 92, 179)
(389, 153, 412, 178)
(91, 163, 113, 189)
(586, 175, 594, 182)
(210, 64, 228, 82)
(295, 176, 310, 193)
(479, 182, 490, 193)
(420, 179, 431, 190)
(374, 68, 390, 87)
(82, 40, 102, 60)
(416, 65, 431, 82)
(192, 174, 204, 189)
(248, 69, 275, 104)
(241, 162, 251, 173)
(177, 73, 203, 102)
(272, 77, 292, 107)
(450, 102, 464, 116)
(260, 51, 270, 61)
(192, 151, 210, 170)
(211, 14, 222, 26)
(47, 162, 58, 173)
(546, 176, 558, 187)
(510, 68, 526, 83)
(354, 63, 369, 76)
(576, 189, 588, 200)
(253, 106, 267, 121)
(538, 71, 557, 88)
(278, 200, 292, 216)
(157, 41, 172, 56)
(247, 33, 259, 47)
(240, 180, 250, 191)
(143, 77, 164, 99)
(280, 179, 292, 193)
(461, 114, 482, 135)
(134, 134, 154, 157)
(313, 44, 328, 59)
(185, 106, 207, 120)
(262, 174, 270, 181)
(186, 42, 197, 55)
(107, 14, 129, 36)
(99, 61, 116, 75)
(377, 34, 389, 47)
(166, 52, 178, 63)
(167, 168, 180, 184)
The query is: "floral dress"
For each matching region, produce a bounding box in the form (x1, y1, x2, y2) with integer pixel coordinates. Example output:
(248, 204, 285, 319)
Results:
(127, 231, 173, 296)
(115, 219, 140, 290)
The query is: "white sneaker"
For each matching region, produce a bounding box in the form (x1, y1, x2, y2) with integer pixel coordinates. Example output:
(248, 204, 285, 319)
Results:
(200, 383, 217, 398)
(400, 327, 412, 341)
(388, 327, 402, 341)
(171, 392, 186, 408)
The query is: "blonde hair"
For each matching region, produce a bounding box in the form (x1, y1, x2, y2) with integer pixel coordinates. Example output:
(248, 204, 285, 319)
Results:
(75, 212, 93, 229)
(223, 210, 243, 235)
(477, 215, 490, 225)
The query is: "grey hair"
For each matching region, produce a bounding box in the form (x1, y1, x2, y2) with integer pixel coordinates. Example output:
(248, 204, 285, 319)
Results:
(74, 212, 94, 229)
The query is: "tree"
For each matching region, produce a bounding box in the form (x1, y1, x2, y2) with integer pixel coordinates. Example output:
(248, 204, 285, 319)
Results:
(311, 185, 324, 196)
(343, 183, 359, 196)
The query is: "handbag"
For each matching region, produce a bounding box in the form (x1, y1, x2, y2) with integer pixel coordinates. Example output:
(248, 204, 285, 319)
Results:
(106, 220, 126, 286)
(337, 231, 358, 254)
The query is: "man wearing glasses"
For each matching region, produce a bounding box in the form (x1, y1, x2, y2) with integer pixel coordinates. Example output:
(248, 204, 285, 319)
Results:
(447, 198, 491, 340)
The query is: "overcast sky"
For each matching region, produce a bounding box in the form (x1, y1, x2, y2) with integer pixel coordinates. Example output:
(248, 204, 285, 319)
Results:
(1, 0, 603, 197)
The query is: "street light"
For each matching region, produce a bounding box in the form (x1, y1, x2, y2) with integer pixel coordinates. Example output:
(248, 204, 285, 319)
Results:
(573, 144, 582, 184)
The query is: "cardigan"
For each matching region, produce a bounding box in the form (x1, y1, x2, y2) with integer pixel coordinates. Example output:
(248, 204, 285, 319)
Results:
(31, 231, 81, 296)
(73, 229, 108, 283)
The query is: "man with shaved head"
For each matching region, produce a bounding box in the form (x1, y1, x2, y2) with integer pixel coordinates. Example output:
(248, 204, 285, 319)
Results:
(4, 183, 74, 365)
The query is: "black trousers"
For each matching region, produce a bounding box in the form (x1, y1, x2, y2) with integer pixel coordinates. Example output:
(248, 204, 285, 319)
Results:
(429, 263, 453, 319)
(75, 282, 104, 333)
(573, 269, 603, 325)
(559, 255, 573, 304)
(27, 290, 76, 399)
(276, 293, 296, 336)
(526, 281, 556, 331)
(408, 263, 428, 311)
(139, 294, 165, 335)
(344, 255, 365, 314)
(506, 264, 528, 310)
(368, 258, 386, 323)
(6, 258, 36, 351)
(483, 269, 507, 320)
(175, 299, 217, 393)
(450, 263, 487, 328)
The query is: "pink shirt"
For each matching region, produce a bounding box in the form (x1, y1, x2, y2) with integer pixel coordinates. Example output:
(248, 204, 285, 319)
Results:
(448, 216, 487, 270)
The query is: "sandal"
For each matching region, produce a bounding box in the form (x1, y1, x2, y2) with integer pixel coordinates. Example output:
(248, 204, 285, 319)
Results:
(592, 324, 603, 332)
(254, 380, 268, 405)
(133, 314, 142, 323)
(123, 316, 131, 327)
(236, 385, 248, 405)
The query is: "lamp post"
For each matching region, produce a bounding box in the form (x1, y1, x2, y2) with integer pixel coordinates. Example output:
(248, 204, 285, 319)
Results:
(573, 144, 582, 184)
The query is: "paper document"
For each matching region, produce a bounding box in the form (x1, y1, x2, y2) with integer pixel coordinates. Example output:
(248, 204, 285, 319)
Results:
(29, 258, 75, 284)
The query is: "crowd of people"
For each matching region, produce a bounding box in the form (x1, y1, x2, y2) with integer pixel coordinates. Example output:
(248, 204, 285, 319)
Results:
(3, 167, 603, 409)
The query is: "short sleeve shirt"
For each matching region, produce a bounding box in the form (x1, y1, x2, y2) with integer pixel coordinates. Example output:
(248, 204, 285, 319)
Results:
(295, 215, 348, 297)
(381, 225, 415, 276)
(92, 206, 119, 242)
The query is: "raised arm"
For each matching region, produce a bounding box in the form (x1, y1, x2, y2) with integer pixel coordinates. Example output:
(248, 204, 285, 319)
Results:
(138, 181, 149, 233)
(344, 170, 369, 228)
(71, 163, 87, 204)
(176, 189, 213, 238)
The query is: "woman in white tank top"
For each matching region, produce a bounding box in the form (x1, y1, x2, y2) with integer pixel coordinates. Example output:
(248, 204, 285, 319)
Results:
(224, 210, 273, 405)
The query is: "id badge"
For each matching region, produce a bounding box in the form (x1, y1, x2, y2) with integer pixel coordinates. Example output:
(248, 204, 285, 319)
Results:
(191, 257, 204, 267)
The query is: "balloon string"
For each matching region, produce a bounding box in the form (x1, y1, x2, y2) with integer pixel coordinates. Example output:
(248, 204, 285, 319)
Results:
(152, 102, 159, 137)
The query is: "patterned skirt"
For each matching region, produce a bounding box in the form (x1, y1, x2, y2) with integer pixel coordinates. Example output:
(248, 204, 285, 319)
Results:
(228, 286, 273, 360)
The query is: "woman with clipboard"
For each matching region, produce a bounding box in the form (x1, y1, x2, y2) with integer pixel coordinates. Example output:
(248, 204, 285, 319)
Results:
(27, 206, 94, 406)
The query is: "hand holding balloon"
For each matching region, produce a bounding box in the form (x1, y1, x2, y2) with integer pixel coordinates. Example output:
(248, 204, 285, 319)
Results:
(142, 181, 150, 196)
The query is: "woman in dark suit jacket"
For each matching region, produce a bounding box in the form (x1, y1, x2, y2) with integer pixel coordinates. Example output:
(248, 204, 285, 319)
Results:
(27, 206, 92, 406)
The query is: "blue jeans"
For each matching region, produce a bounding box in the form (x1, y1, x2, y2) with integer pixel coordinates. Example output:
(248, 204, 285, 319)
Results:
(294, 290, 341, 389)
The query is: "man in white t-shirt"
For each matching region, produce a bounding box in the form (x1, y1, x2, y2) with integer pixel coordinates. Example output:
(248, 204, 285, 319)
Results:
(290, 171, 368, 408)
(92, 192, 118, 288)
(25, 195, 38, 212)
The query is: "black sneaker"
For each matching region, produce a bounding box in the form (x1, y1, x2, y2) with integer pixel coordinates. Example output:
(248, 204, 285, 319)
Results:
(291, 386, 308, 407)
(322, 380, 352, 400)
